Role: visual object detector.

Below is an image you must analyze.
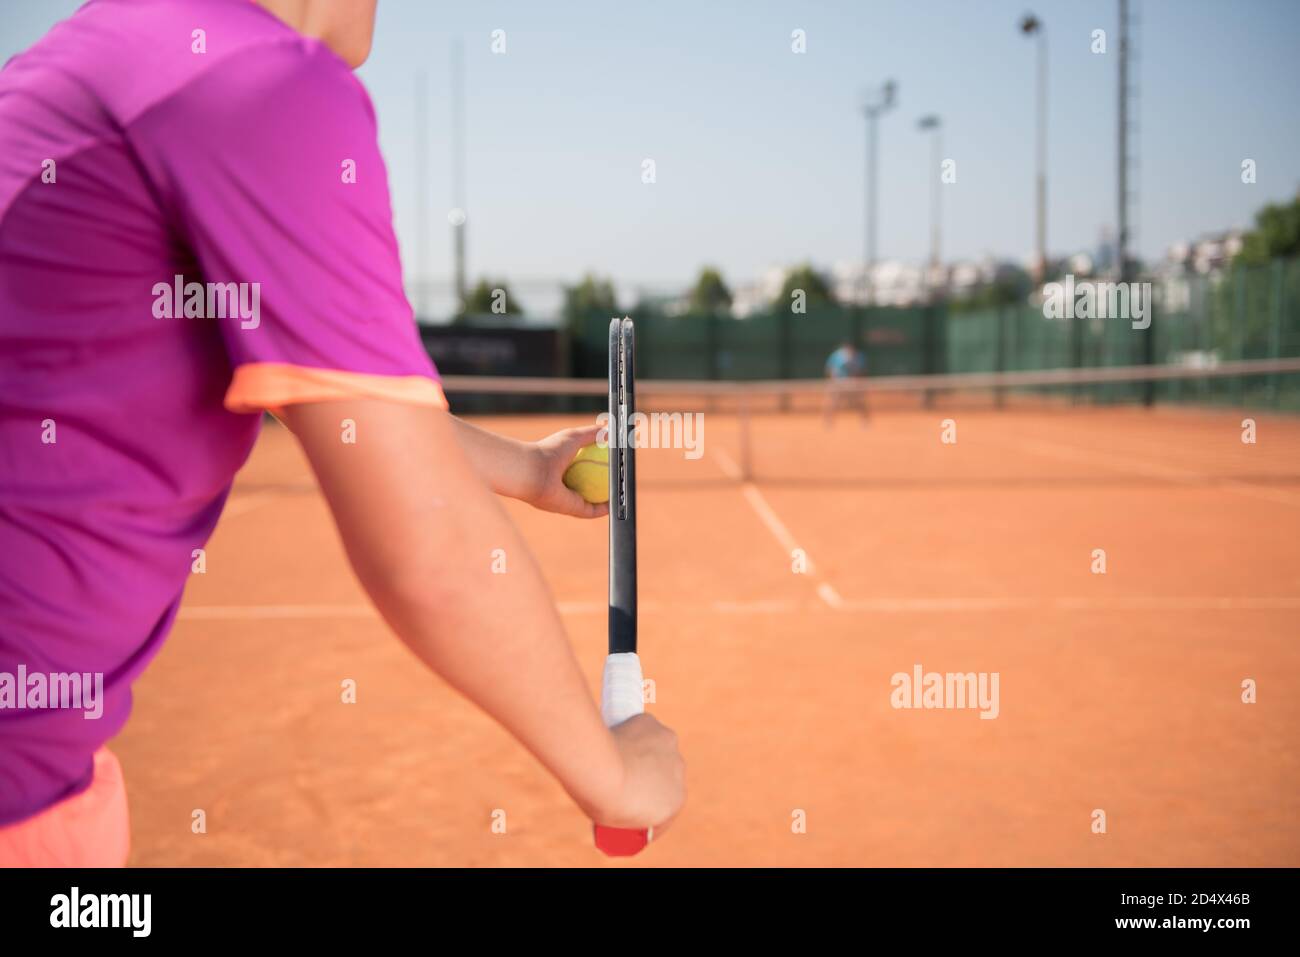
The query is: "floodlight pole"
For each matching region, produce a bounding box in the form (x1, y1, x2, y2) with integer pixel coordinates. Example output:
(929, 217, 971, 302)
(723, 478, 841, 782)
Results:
(861, 80, 897, 306)
(1021, 15, 1047, 285)
(451, 38, 467, 315)
(414, 71, 430, 320)
(917, 115, 943, 301)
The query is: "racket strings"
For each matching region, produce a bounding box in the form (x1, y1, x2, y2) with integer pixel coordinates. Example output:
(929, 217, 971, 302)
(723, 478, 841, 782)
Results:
(616, 325, 630, 520)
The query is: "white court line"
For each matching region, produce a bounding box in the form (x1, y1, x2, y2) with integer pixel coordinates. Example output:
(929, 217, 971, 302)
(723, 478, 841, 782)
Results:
(220, 491, 281, 520)
(176, 596, 1300, 620)
(710, 599, 802, 614)
(837, 597, 1035, 612)
(1215, 480, 1298, 507)
(221, 474, 319, 520)
(817, 583, 845, 609)
(179, 604, 376, 620)
(557, 601, 609, 615)
(739, 485, 809, 565)
(711, 446, 744, 481)
(713, 446, 842, 607)
(1003, 435, 1300, 507)
(1056, 596, 1300, 611)
(839, 596, 1300, 612)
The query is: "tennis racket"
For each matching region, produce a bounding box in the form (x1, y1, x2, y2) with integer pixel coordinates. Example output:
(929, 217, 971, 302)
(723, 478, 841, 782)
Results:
(593, 317, 650, 857)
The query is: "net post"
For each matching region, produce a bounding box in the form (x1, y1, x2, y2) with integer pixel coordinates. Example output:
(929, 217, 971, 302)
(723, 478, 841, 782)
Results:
(779, 309, 792, 412)
(921, 304, 936, 409)
(1232, 268, 1246, 407)
(707, 314, 720, 414)
(1268, 259, 1284, 406)
(738, 391, 753, 482)
(995, 305, 1008, 409)
(1070, 310, 1084, 405)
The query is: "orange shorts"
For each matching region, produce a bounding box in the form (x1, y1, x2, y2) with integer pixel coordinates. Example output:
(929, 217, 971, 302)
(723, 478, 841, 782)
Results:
(0, 747, 130, 867)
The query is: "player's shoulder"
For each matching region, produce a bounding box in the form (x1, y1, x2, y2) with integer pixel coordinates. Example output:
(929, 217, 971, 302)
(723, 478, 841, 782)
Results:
(1, 0, 365, 128)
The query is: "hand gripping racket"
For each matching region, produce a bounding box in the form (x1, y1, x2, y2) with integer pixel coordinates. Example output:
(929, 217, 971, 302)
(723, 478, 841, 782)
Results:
(593, 317, 650, 857)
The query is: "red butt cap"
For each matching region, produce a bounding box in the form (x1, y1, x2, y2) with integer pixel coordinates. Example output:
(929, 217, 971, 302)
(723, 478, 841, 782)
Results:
(594, 825, 650, 856)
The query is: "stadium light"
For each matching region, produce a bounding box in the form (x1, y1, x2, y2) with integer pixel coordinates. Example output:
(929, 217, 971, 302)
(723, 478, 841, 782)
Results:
(860, 79, 898, 306)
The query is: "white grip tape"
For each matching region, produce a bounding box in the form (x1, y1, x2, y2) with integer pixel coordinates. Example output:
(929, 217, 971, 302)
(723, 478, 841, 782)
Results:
(600, 652, 644, 728)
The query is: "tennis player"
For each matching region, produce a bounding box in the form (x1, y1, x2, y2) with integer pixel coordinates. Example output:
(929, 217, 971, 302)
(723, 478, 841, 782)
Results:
(0, 0, 684, 866)
(823, 341, 869, 426)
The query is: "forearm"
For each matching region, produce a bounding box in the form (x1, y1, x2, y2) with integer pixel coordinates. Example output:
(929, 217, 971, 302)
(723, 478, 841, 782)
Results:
(370, 511, 622, 821)
(281, 400, 622, 819)
(450, 416, 538, 501)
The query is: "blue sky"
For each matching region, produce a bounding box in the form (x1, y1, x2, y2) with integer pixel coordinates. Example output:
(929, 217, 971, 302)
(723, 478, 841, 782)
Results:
(4, 0, 1299, 291)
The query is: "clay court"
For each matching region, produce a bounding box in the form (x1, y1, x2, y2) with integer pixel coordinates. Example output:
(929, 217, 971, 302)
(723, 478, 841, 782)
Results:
(111, 397, 1300, 866)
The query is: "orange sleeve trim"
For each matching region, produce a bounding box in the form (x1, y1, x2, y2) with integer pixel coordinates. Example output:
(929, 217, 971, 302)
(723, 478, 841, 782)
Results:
(224, 363, 449, 415)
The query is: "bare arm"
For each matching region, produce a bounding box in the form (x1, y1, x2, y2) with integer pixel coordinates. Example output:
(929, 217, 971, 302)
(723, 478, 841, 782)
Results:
(449, 417, 608, 519)
(279, 399, 682, 830)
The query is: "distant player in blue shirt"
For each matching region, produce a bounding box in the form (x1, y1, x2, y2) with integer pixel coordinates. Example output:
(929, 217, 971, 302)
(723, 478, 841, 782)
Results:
(823, 341, 868, 426)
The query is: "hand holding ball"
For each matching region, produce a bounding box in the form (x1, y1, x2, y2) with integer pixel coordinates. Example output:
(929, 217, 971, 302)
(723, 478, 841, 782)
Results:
(562, 443, 609, 504)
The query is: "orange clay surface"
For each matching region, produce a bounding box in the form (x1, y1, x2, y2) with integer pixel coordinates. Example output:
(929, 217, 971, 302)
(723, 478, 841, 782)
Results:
(111, 403, 1300, 866)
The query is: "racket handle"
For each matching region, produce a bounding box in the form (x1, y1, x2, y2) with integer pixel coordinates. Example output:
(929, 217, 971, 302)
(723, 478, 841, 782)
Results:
(594, 652, 651, 856)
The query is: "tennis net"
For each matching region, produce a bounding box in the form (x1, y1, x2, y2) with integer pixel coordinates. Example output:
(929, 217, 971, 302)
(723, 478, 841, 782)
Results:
(441, 356, 1300, 481)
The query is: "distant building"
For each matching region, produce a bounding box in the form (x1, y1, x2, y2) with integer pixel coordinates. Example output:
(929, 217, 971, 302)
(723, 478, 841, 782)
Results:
(948, 257, 1025, 299)
(1148, 229, 1245, 315)
(729, 267, 787, 317)
(829, 260, 929, 306)
(1066, 252, 1096, 277)
(1164, 230, 1245, 275)
(728, 255, 1032, 315)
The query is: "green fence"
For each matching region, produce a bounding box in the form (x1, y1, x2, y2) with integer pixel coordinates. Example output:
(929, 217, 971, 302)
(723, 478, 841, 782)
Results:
(566, 258, 1300, 409)
(569, 305, 944, 381)
(943, 258, 1300, 408)
(946, 260, 1299, 371)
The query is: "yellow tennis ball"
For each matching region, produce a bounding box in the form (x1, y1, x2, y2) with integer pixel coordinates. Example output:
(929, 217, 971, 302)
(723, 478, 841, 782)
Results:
(562, 443, 609, 504)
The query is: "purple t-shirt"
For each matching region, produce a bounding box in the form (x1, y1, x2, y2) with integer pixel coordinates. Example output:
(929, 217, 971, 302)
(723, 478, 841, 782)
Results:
(0, 0, 443, 825)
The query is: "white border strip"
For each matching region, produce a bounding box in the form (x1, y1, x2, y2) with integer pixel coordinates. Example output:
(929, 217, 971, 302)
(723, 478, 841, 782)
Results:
(177, 596, 1300, 621)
